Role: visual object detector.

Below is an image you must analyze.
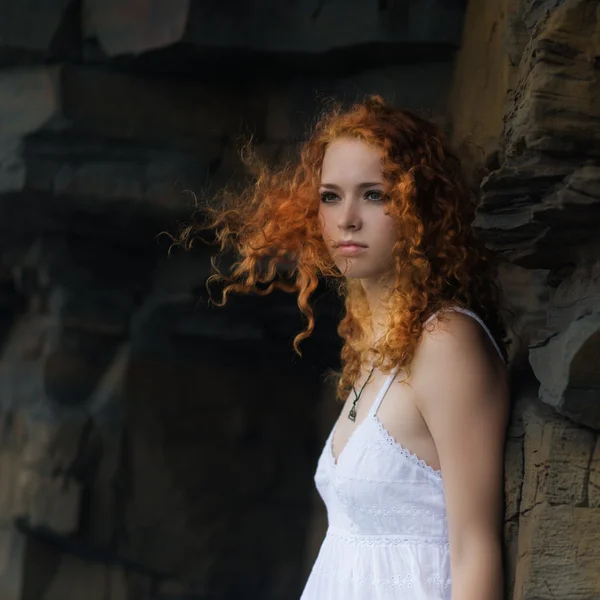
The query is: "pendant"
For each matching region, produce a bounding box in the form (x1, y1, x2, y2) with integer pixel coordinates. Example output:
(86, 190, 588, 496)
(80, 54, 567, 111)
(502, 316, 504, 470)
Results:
(348, 406, 357, 422)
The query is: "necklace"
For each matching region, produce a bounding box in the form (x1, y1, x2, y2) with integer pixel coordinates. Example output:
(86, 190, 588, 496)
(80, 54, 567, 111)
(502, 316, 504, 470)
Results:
(348, 367, 375, 422)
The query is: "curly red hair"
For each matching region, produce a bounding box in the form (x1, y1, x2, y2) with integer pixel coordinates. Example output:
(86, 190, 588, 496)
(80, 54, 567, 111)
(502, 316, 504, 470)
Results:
(176, 96, 507, 400)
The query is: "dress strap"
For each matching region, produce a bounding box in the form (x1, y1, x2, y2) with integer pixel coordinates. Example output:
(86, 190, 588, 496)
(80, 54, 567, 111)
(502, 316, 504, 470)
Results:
(368, 367, 400, 418)
(425, 306, 505, 363)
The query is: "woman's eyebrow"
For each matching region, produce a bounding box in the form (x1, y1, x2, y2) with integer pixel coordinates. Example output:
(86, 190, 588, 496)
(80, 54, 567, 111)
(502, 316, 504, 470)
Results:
(319, 181, 384, 190)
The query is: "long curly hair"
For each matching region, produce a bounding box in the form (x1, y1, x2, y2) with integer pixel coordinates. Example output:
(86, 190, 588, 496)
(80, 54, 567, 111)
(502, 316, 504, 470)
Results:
(176, 96, 507, 401)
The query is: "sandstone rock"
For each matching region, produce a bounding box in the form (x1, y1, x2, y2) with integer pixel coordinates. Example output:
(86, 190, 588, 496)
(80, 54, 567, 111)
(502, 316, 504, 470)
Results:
(498, 384, 600, 596)
(512, 395, 600, 599)
(504, 390, 528, 523)
(474, 0, 600, 268)
(590, 437, 600, 508)
(520, 400, 596, 510)
(448, 0, 522, 160)
(515, 504, 600, 600)
(505, 0, 600, 156)
(520, 0, 571, 31)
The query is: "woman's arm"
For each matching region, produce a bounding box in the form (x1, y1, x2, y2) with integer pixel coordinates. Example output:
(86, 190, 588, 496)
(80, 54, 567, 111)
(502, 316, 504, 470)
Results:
(413, 312, 510, 600)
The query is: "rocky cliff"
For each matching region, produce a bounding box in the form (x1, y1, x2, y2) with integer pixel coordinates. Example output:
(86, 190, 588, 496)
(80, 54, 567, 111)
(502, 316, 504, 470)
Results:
(0, 1, 466, 599)
(451, 1, 600, 598)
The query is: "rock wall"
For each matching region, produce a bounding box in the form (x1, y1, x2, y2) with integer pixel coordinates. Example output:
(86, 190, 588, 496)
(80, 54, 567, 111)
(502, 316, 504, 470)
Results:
(5, 1, 598, 598)
(450, 1, 600, 598)
(0, 1, 465, 599)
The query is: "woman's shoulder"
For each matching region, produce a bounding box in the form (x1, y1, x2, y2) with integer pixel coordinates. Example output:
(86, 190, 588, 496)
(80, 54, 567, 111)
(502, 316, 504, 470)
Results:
(421, 306, 505, 366)
(411, 307, 510, 415)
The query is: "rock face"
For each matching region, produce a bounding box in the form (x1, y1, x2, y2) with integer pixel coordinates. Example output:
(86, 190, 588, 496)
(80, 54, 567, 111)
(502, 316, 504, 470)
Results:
(475, 0, 600, 269)
(451, 0, 600, 598)
(0, 2, 465, 599)
(4, 0, 598, 598)
(530, 259, 600, 429)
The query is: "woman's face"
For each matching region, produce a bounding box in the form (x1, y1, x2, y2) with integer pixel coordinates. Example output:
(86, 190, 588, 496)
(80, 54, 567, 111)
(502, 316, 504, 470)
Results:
(318, 137, 399, 280)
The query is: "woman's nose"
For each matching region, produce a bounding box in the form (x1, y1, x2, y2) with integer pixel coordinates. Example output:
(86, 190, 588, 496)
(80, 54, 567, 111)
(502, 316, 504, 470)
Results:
(338, 200, 362, 231)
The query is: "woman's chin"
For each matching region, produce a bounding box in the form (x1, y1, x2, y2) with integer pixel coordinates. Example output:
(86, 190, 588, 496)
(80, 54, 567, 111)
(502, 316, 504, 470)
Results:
(335, 261, 395, 284)
(336, 264, 379, 280)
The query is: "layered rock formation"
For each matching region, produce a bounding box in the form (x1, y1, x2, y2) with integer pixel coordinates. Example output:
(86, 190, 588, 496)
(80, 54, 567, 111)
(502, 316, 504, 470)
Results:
(0, 1, 465, 599)
(451, 0, 600, 598)
(4, 0, 598, 598)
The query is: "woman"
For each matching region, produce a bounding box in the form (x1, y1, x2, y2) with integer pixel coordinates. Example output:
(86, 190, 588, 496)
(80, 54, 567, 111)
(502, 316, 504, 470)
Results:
(178, 96, 510, 600)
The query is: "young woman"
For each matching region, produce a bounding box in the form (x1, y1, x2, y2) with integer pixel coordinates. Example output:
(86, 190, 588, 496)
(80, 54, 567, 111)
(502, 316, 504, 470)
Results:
(178, 96, 510, 600)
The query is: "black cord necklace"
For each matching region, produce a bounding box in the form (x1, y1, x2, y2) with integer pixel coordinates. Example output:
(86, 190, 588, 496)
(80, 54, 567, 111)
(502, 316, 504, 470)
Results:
(348, 367, 375, 422)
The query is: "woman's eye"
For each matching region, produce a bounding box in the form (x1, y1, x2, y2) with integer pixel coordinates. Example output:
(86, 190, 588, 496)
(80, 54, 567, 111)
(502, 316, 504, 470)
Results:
(365, 190, 384, 202)
(320, 192, 338, 203)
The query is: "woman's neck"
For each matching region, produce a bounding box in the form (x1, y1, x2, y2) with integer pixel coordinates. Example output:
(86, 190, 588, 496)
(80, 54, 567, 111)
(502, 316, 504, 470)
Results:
(360, 274, 396, 343)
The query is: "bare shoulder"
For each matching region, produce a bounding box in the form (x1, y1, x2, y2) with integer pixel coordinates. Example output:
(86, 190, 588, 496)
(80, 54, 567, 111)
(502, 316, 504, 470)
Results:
(413, 310, 507, 384)
(410, 309, 510, 423)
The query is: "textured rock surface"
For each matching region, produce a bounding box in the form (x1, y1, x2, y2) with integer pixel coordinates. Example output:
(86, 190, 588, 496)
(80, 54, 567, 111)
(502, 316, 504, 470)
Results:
(501, 390, 600, 600)
(2, 0, 465, 60)
(516, 504, 600, 600)
(474, 0, 600, 269)
(514, 402, 600, 600)
(530, 258, 600, 428)
(3, 0, 599, 598)
(449, 0, 523, 160)
(452, 1, 600, 599)
(0, 3, 467, 598)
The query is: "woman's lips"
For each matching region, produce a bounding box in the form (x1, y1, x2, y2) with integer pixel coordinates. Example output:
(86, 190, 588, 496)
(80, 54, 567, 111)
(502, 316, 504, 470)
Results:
(336, 244, 367, 256)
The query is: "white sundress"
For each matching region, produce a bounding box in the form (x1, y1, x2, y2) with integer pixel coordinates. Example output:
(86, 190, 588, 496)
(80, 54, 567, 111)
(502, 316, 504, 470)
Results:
(300, 307, 505, 600)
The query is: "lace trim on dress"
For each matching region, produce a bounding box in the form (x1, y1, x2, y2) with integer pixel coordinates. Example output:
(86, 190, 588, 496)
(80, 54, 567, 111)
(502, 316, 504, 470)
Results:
(327, 528, 449, 548)
(336, 473, 437, 485)
(371, 416, 443, 479)
(337, 492, 446, 522)
(328, 414, 444, 480)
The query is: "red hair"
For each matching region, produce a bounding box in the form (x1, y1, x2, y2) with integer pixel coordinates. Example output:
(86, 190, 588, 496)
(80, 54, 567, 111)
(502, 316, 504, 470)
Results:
(176, 96, 507, 400)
